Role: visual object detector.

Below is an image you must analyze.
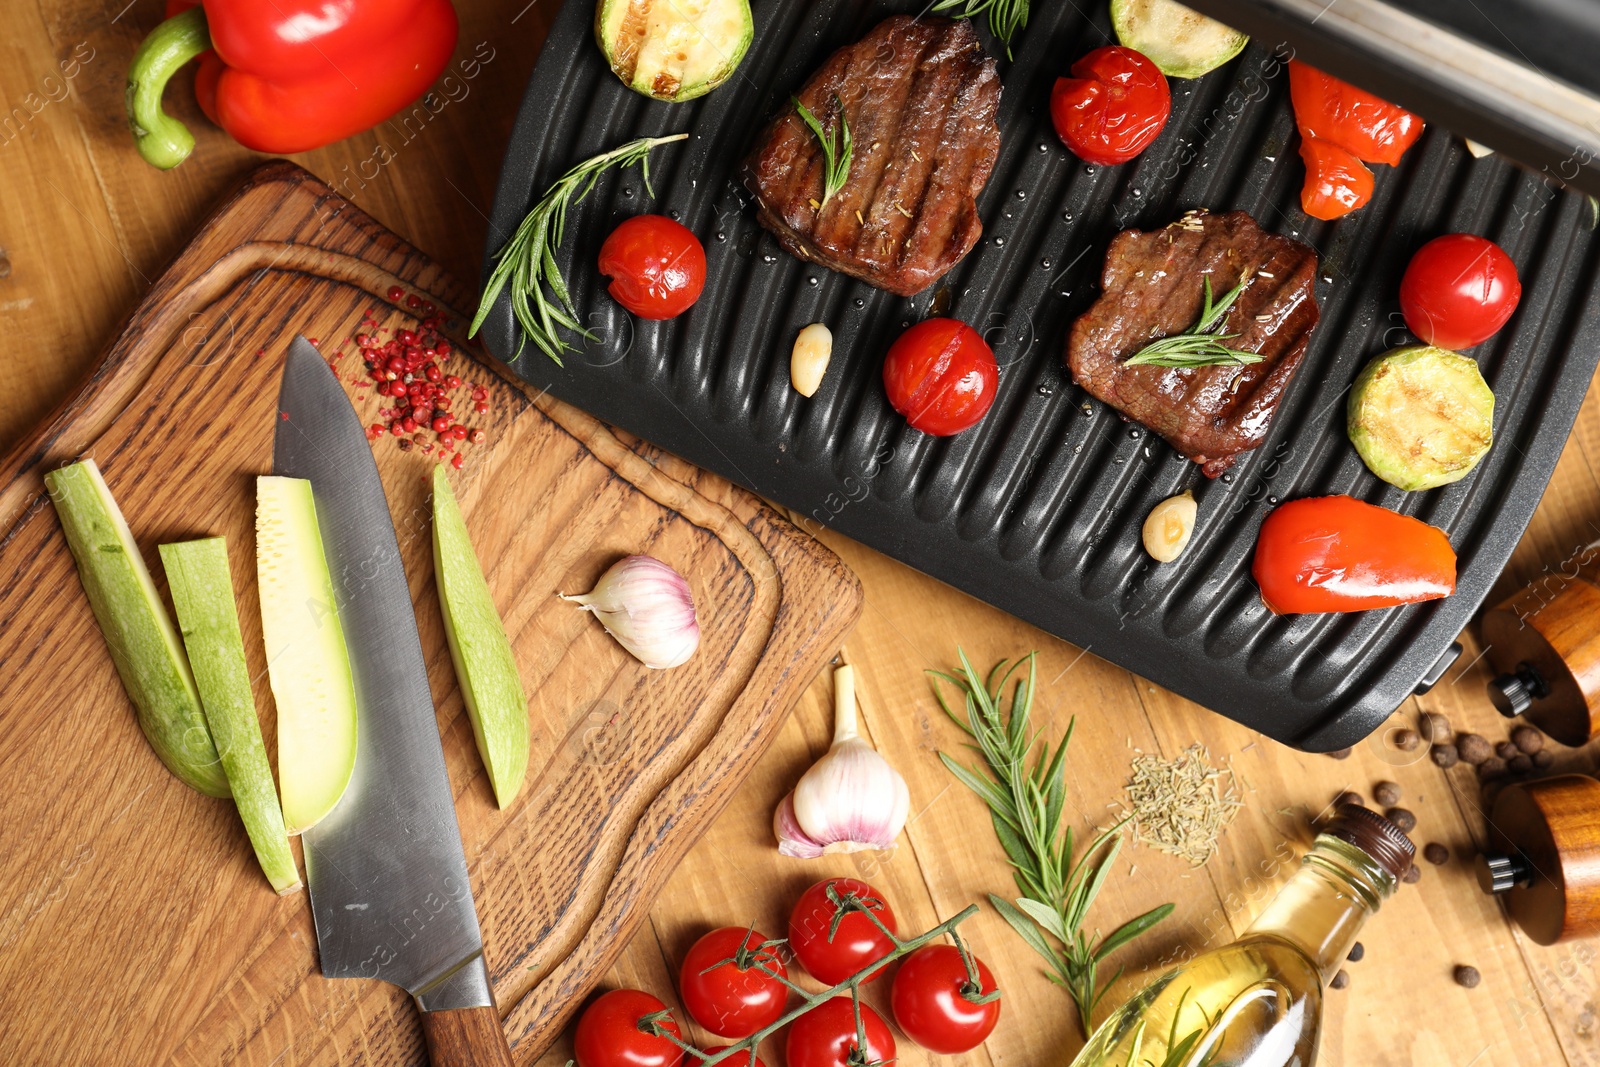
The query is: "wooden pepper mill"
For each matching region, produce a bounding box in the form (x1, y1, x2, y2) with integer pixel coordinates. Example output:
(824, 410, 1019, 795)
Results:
(1481, 561, 1600, 746)
(1476, 775, 1600, 944)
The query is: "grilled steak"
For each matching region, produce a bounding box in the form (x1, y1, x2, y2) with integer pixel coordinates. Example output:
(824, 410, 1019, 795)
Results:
(1067, 211, 1321, 476)
(743, 16, 1001, 297)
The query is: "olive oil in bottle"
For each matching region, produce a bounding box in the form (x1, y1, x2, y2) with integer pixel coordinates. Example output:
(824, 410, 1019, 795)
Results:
(1070, 806, 1414, 1067)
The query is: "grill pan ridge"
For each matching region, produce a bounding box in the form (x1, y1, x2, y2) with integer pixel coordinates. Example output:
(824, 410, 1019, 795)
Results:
(482, 0, 1600, 749)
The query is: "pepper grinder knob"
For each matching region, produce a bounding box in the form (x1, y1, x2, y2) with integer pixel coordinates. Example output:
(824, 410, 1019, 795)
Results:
(1475, 852, 1531, 895)
(1489, 666, 1543, 719)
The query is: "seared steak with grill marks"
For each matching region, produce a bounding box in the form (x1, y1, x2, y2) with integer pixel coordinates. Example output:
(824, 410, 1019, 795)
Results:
(743, 16, 1001, 297)
(1068, 211, 1321, 476)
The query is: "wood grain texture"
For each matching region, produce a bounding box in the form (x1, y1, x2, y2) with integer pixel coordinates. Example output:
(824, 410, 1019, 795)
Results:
(0, 162, 860, 1065)
(5, 0, 1600, 1064)
(421, 1006, 518, 1067)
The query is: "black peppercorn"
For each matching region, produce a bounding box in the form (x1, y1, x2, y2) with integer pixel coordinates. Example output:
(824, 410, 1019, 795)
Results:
(1533, 750, 1555, 769)
(1457, 733, 1492, 765)
(1402, 863, 1422, 884)
(1374, 781, 1402, 806)
(1393, 727, 1421, 751)
(1423, 712, 1450, 743)
(1454, 965, 1480, 989)
(1497, 741, 1520, 761)
(1386, 807, 1417, 832)
(1431, 744, 1460, 768)
(1424, 842, 1449, 865)
(1512, 725, 1545, 754)
(1509, 754, 1533, 775)
(1478, 756, 1507, 779)
(1347, 941, 1365, 962)
(1328, 747, 1353, 760)
(1330, 969, 1350, 989)
(1336, 791, 1364, 809)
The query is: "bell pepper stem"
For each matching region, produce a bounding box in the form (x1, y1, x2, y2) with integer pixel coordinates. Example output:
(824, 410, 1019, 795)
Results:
(125, 6, 211, 170)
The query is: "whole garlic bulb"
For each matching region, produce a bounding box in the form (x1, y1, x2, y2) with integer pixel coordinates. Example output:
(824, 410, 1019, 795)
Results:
(562, 555, 699, 669)
(774, 664, 909, 857)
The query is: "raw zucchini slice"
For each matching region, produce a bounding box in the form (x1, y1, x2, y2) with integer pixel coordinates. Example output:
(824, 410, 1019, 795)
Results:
(1348, 345, 1495, 492)
(1111, 0, 1249, 79)
(255, 476, 358, 835)
(45, 459, 228, 797)
(595, 0, 753, 102)
(161, 537, 301, 894)
(432, 466, 530, 808)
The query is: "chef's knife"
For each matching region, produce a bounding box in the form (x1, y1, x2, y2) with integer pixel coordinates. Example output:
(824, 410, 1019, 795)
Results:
(275, 336, 514, 1066)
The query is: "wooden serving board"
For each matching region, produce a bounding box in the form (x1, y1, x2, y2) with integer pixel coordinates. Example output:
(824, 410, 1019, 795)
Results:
(0, 162, 860, 1066)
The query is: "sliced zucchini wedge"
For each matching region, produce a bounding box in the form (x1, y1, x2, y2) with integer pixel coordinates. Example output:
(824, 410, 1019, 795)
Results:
(1348, 345, 1495, 492)
(596, 0, 753, 103)
(1111, 0, 1249, 79)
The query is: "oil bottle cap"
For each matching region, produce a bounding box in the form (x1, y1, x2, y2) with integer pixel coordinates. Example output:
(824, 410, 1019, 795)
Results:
(1326, 804, 1415, 880)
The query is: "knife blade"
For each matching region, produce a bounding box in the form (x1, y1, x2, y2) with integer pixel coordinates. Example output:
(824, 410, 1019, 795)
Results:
(275, 336, 513, 1065)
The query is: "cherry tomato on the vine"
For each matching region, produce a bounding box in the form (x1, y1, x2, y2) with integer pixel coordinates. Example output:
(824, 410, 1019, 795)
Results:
(890, 945, 1002, 1054)
(679, 927, 788, 1038)
(1399, 233, 1521, 350)
(787, 878, 898, 985)
(574, 989, 686, 1067)
(786, 997, 895, 1067)
(598, 214, 707, 319)
(882, 318, 998, 437)
(1050, 46, 1171, 166)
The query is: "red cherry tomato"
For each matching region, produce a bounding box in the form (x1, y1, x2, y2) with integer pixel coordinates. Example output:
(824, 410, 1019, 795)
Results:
(702, 1047, 768, 1067)
(598, 215, 707, 319)
(890, 945, 1002, 1054)
(1050, 46, 1171, 166)
(786, 998, 895, 1067)
(1399, 234, 1521, 349)
(882, 319, 999, 436)
(679, 927, 788, 1038)
(1297, 136, 1374, 221)
(787, 878, 898, 985)
(575, 989, 686, 1067)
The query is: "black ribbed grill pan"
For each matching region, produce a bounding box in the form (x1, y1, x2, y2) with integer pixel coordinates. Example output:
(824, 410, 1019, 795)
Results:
(479, 0, 1600, 750)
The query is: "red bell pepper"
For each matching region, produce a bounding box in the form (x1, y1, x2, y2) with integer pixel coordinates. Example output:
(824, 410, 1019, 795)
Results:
(126, 0, 458, 169)
(1287, 61, 1423, 221)
(1253, 495, 1456, 614)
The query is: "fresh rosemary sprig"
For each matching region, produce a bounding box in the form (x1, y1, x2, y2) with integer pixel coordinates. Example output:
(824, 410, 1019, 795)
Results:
(1123, 274, 1264, 369)
(932, 651, 1174, 1038)
(794, 96, 852, 207)
(930, 0, 1030, 58)
(470, 133, 687, 364)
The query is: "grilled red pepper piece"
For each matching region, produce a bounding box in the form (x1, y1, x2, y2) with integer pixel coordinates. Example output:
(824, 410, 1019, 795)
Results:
(1287, 61, 1422, 220)
(126, 0, 457, 169)
(1253, 496, 1456, 614)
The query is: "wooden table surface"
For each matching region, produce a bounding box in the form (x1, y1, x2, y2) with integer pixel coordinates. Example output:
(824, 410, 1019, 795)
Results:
(6, 3, 1600, 1065)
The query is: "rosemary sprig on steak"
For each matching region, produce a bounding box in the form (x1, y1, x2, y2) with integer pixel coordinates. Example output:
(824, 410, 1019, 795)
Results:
(794, 96, 852, 207)
(471, 133, 687, 363)
(1123, 274, 1264, 368)
(931, 0, 1029, 57)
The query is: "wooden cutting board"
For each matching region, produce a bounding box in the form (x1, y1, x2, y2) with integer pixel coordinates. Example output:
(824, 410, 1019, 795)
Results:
(0, 161, 860, 1066)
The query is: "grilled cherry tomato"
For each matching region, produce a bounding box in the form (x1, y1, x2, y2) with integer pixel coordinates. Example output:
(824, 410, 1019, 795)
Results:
(1050, 46, 1171, 166)
(679, 927, 788, 1038)
(786, 997, 895, 1067)
(1288, 61, 1423, 166)
(598, 215, 707, 319)
(890, 945, 1002, 1054)
(882, 319, 999, 436)
(788, 878, 898, 985)
(1297, 136, 1374, 221)
(1252, 496, 1456, 614)
(575, 989, 686, 1067)
(1399, 234, 1521, 349)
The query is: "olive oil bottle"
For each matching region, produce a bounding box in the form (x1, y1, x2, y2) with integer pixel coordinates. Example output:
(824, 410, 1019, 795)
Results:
(1070, 806, 1414, 1067)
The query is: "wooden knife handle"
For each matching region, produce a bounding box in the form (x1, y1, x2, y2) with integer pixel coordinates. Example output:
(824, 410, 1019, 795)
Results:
(421, 1005, 516, 1067)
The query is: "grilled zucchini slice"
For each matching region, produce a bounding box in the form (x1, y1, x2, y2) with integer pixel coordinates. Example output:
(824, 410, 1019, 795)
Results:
(596, 0, 753, 102)
(1348, 345, 1495, 491)
(1111, 0, 1249, 79)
